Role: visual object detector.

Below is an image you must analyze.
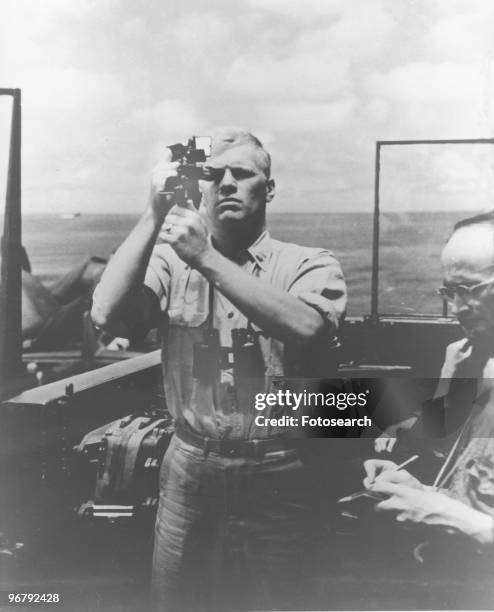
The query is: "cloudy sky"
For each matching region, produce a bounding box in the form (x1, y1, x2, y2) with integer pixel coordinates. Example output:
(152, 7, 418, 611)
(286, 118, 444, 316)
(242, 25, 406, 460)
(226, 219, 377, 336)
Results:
(2, 0, 494, 214)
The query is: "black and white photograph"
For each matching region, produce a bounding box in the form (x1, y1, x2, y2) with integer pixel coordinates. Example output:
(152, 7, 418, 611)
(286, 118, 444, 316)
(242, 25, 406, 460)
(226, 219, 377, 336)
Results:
(2, 1, 494, 610)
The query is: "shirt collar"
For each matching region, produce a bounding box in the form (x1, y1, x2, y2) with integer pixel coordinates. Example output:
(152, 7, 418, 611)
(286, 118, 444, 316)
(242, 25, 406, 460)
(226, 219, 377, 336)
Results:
(244, 230, 272, 272)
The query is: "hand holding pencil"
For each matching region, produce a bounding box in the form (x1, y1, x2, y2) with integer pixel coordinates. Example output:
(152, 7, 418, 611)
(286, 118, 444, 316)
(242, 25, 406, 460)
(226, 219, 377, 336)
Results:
(362, 454, 424, 492)
(338, 455, 421, 505)
(342, 454, 494, 540)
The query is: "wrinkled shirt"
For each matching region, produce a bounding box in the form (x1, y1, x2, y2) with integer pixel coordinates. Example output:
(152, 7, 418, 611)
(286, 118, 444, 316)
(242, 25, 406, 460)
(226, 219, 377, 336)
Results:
(144, 231, 346, 439)
(437, 339, 494, 518)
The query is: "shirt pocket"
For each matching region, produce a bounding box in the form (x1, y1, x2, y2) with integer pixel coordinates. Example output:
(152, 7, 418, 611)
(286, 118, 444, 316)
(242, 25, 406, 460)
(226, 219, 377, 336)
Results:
(167, 268, 209, 327)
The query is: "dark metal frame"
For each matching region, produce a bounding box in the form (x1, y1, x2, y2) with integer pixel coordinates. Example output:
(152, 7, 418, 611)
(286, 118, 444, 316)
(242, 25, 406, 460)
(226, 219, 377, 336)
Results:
(0, 88, 22, 387)
(371, 138, 494, 320)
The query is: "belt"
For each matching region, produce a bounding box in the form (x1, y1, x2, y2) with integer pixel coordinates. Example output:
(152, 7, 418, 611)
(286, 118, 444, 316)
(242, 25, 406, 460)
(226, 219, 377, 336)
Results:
(175, 425, 296, 460)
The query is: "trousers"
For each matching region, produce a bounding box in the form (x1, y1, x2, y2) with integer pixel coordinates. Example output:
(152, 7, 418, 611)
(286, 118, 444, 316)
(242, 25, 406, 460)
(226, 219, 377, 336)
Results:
(151, 434, 314, 611)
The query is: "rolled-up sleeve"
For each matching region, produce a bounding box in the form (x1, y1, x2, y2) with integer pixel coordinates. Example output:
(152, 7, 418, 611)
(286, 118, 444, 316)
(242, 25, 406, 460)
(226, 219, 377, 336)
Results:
(287, 250, 346, 333)
(144, 244, 174, 312)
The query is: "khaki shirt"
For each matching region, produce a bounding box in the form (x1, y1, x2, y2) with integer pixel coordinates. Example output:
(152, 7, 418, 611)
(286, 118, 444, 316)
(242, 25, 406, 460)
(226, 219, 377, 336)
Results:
(144, 231, 346, 439)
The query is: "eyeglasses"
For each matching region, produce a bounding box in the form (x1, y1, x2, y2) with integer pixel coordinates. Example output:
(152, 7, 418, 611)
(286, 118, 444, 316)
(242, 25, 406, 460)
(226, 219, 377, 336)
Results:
(437, 278, 494, 302)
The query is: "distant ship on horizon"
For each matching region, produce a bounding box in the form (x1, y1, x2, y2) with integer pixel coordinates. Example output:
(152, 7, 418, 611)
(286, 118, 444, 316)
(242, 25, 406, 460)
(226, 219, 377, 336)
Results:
(59, 212, 81, 219)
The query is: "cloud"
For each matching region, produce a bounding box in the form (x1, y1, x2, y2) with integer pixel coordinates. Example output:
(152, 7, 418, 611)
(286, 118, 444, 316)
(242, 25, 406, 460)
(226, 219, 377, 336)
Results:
(225, 55, 350, 101)
(244, 0, 348, 18)
(427, 0, 494, 19)
(262, 97, 357, 132)
(120, 17, 147, 40)
(19, 67, 125, 112)
(171, 11, 231, 49)
(425, 10, 494, 61)
(365, 98, 390, 123)
(379, 144, 494, 213)
(365, 62, 485, 102)
(0, 0, 121, 84)
(2, 0, 494, 215)
(3, 0, 120, 22)
(295, 4, 396, 61)
(128, 99, 204, 136)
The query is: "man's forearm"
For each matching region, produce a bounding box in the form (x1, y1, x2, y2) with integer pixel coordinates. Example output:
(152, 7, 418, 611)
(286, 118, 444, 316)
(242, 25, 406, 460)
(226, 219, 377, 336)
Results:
(424, 489, 494, 545)
(91, 208, 162, 332)
(197, 247, 332, 347)
(445, 501, 494, 545)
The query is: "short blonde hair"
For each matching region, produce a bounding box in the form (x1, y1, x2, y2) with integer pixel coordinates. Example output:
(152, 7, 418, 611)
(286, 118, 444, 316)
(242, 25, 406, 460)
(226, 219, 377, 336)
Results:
(210, 127, 271, 178)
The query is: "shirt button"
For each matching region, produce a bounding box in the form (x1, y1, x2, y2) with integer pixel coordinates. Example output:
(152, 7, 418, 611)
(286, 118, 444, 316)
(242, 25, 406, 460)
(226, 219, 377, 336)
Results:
(228, 312, 234, 319)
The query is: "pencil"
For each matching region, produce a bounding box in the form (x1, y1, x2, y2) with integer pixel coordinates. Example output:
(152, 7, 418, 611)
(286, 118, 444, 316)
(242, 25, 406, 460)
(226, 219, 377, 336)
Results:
(337, 454, 419, 503)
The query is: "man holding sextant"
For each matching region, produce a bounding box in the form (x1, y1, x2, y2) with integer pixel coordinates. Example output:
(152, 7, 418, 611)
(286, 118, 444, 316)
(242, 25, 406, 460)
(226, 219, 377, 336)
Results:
(91, 127, 346, 610)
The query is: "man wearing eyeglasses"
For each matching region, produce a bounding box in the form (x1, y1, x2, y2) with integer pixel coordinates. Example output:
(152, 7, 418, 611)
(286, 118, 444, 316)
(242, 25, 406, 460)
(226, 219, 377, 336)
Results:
(91, 127, 346, 611)
(438, 215, 494, 341)
(364, 212, 494, 562)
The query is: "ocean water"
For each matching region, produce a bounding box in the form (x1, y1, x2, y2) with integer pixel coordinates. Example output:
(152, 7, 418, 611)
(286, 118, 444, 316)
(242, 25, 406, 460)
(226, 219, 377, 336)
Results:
(18, 211, 467, 316)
